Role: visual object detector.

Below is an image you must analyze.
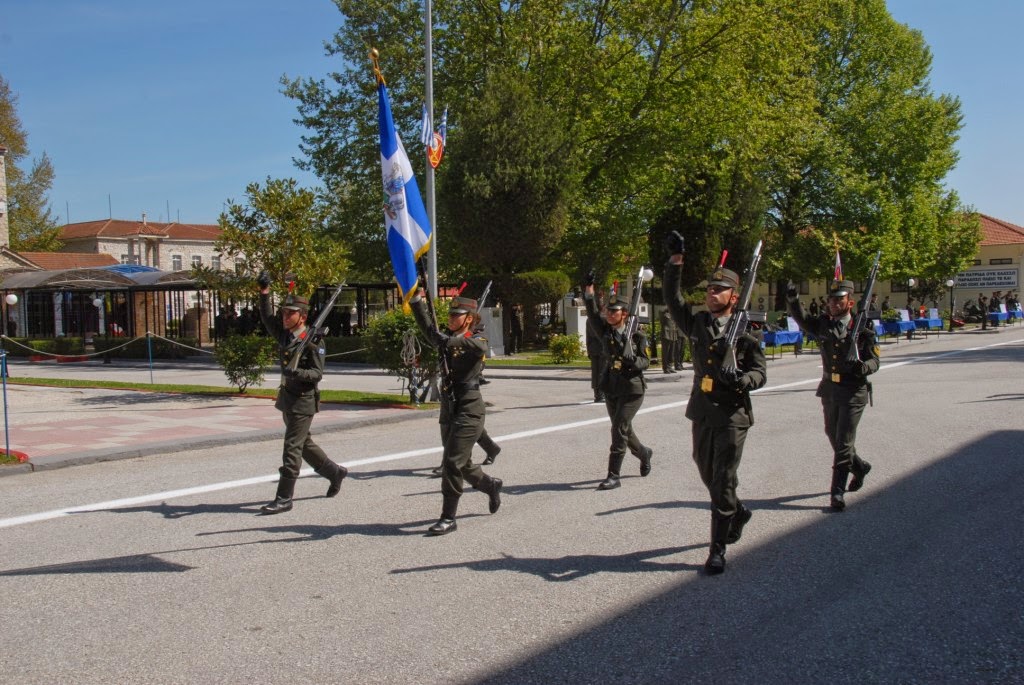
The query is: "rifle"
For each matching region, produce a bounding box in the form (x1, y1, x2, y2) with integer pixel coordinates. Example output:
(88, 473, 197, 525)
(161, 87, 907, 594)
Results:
(720, 240, 763, 375)
(478, 280, 493, 309)
(416, 259, 455, 403)
(287, 281, 346, 372)
(845, 250, 882, 363)
(624, 266, 655, 346)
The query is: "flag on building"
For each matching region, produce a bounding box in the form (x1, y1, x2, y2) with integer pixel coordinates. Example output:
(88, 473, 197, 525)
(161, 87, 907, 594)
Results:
(377, 78, 432, 309)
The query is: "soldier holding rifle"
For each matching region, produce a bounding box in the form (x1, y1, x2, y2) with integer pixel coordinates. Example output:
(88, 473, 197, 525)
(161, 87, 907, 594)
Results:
(787, 254, 881, 512)
(663, 232, 766, 575)
(257, 272, 348, 515)
(583, 269, 654, 491)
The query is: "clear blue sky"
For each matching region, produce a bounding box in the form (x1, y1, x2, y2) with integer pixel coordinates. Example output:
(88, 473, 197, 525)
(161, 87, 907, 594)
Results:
(2, 0, 1022, 227)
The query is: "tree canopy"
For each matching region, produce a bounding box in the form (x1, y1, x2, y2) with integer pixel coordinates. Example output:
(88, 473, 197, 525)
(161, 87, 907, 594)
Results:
(284, 0, 972, 294)
(0, 75, 62, 251)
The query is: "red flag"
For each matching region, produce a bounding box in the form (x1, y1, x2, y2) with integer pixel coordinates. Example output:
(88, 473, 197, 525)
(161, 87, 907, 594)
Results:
(833, 251, 843, 281)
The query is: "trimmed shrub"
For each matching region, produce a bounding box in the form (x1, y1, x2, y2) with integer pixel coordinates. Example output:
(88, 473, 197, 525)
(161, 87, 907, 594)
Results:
(548, 333, 583, 364)
(214, 335, 276, 392)
(94, 336, 201, 359)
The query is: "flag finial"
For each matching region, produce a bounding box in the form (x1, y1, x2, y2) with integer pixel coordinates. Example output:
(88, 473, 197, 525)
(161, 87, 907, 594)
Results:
(369, 48, 385, 85)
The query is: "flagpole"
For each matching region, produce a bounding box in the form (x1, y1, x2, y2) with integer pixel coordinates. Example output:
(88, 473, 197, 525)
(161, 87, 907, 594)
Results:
(424, 0, 437, 299)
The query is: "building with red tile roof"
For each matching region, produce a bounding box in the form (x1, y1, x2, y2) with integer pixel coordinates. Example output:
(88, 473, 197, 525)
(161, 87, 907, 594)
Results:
(58, 215, 230, 272)
(17, 252, 119, 270)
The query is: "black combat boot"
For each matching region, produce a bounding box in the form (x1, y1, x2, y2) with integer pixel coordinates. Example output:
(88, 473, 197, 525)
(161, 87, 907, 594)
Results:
(315, 460, 348, 498)
(705, 513, 732, 575)
(727, 503, 753, 544)
(260, 473, 297, 515)
(830, 466, 849, 511)
(638, 446, 653, 477)
(428, 496, 460, 536)
(480, 434, 502, 466)
(848, 460, 872, 492)
(598, 454, 624, 490)
(477, 475, 503, 513)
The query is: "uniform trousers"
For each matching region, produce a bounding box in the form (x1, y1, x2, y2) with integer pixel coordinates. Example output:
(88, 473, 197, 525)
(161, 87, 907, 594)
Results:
(691, 421, 748, 518)
(281, 412, 329, 478)
(605, 392, 644, 472)
(819, 383, 869, 477)
(439, 396, 487, 502)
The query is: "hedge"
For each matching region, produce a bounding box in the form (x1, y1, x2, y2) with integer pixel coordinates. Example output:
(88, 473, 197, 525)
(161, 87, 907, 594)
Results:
(94, 336, 201, 359)
(2, 337, 86, 357)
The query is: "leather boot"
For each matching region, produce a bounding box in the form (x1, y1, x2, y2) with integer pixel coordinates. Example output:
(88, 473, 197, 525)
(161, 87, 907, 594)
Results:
(428, 496, 460, 536)
(705, 513, 732, 575)
(260, 473, 297, 515)
(315, 460, 348, 498)
(830, 466, 849, 511)
(482, 446, 501, 466)
(476, 475, 503, 513)
(727, 503, 752, 544)
(638, 446, 653, 477)
(848, 460, 872, 492)
(597, 453, 624, 490)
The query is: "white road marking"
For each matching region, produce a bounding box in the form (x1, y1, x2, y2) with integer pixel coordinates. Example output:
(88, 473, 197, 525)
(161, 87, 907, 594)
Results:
(2, 337, 1021, 530)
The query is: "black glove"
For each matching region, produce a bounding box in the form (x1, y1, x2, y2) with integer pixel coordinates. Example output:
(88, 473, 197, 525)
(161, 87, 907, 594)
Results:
(257, 270, 272, 289)
(852, 361, 871, 378)
(619, 341, 636, 366)
(717, 366, 745, 389)
(281, 366, 298, 379)
(584, 268, 596, 287)
(665, 230, 685, 255)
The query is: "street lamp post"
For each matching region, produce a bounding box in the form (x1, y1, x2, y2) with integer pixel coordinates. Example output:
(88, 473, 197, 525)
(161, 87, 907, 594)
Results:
(946, 278, 956, 332)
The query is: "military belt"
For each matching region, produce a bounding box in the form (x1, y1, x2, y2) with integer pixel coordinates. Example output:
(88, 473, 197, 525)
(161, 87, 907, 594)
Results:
(454, 382, 480, 393)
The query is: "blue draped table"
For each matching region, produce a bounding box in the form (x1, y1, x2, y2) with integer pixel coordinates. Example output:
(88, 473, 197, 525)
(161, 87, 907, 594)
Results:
(913, 318, 944, 336)
(988, 311, 1010, 325)
(763, 330, 803, 358)
(882, 321, 917, 340)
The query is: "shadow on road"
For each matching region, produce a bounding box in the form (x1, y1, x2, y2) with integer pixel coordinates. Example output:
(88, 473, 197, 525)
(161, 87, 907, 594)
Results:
(475, 429, 1024, 683)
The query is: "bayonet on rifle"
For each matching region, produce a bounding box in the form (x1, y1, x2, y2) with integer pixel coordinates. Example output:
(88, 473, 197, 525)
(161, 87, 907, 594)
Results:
(287, 281, 346, 371)
(845, 250, 882, 364)
(720, 240, 763, 375)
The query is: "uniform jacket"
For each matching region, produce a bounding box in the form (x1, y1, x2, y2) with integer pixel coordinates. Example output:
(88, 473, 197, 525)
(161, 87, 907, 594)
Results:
(788, 299, 880, 402)
(583, 293, 649, 397)
(411, 297, 488, 411)
(660, 308, 679, 342)
(259, 293, 324, 415)
(663, 261, 767, 428)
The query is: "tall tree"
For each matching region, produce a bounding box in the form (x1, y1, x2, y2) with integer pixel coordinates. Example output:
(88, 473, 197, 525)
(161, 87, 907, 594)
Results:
(199, 178, 350, 299)
(0, 75, 62, 251)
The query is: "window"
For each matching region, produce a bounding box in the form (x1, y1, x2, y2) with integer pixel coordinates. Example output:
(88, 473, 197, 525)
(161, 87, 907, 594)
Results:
(235, 257, 245, 274)
(211, 256, 221, 270)
(891, 280, 909, 293)
(192, 255, 202, 268)
(120, 254, 129, 264)
(171, 255, 182, 271)
(989, 258, 1012, 265)
(971, 259, 982, 266)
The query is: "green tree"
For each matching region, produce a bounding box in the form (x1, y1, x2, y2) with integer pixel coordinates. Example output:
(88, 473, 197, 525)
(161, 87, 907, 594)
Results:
(198, 177, 350, 299)
(0, 75, 62, 251)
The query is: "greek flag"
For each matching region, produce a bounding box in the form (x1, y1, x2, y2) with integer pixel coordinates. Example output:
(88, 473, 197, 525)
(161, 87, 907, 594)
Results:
(378, 81, 432, 308)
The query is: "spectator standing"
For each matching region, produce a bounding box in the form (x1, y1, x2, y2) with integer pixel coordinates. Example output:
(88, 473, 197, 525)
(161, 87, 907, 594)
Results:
(508, 304, 524, 355)
(660, 308, 679, 374)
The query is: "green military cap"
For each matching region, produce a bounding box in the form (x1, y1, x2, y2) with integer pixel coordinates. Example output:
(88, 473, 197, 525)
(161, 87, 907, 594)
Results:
(707, 268, 740, 289)
(279, 294, 309, 312)
(606, 293, 628, 310)
(449, 296, 478, 315)
(829, 279, 855, 297)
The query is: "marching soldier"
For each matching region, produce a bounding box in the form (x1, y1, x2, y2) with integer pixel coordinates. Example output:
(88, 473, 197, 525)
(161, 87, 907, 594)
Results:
(663, 233, 767, 575)
(583, 275, 653, 491)
(411, 290, 503, 535)
(257, 273, 347, 514)
(787, 278, 880, 511)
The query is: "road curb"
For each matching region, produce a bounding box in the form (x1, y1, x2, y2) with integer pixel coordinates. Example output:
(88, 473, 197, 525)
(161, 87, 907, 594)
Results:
(2, 405, 438, 476)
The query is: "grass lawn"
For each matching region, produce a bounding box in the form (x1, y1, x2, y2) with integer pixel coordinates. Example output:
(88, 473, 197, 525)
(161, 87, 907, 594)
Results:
(5, 377, 422, 408)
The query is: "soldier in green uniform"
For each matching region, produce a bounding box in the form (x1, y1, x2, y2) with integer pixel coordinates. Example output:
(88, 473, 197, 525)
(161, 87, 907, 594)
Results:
(257, 276, 347, 515)
(663, 234, 767, 575)
(583, 277, 653, 491)
(411, 291, 503, 536)
(787, 278, 880, 511)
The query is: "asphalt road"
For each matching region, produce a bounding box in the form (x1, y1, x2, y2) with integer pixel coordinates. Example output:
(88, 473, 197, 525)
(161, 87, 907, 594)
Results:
(1, 330, 1022, 684)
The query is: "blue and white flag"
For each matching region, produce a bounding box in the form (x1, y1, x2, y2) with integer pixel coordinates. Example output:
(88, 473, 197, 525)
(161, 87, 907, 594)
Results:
(420, 104, 431, 146)
(378, 81, 432, 309)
